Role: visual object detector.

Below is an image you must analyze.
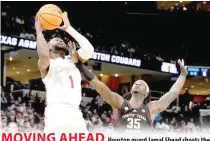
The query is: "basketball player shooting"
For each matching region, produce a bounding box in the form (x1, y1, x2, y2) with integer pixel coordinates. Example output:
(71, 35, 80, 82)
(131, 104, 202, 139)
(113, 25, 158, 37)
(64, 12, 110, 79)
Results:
(35, 11, 94, 132)
(69, 43, 188, 132)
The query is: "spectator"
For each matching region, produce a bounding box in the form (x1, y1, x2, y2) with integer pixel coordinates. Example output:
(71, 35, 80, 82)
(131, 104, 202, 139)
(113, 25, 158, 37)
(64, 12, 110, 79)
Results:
(186, 118, 196, 131)
(85, 116, 93, 131)
(16, 16, 24, 25)
(9, 93, 14, 104)
(7, 122, 19, 132)
(183, 89, 193, 107)
(1, 92, 8, 110)
(206, 94, 210, 108)
(17, 96, 22, 103)
(156, 120, 170, 130)
(19, 29, 27, 38)
(170, 117, 178, 129)
(24, 90, 32, 105)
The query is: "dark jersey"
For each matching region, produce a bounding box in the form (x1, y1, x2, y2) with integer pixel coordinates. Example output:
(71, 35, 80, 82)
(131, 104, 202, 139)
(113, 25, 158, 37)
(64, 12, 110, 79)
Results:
(114, 100, 152, 133)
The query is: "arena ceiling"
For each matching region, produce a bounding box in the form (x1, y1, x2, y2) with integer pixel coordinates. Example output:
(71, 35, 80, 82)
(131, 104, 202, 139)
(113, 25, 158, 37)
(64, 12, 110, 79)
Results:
(4, 49, 210, 95)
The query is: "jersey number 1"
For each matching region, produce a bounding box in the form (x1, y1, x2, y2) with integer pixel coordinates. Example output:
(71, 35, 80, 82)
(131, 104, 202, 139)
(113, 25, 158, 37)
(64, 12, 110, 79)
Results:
(69, 75, 74, 88)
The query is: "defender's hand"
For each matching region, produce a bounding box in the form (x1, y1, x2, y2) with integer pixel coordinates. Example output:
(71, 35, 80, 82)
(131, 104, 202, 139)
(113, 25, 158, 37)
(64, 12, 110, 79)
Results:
(58, 11, 71, 31)
(178, 59, 188, 77)
(68, 41, 79, 63)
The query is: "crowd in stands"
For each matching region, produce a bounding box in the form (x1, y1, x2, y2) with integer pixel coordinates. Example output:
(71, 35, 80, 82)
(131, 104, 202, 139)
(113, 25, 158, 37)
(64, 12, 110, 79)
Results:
(1, 81, 210, 133)
(1, 3, 181, 65)
(0, 85, 115, 132)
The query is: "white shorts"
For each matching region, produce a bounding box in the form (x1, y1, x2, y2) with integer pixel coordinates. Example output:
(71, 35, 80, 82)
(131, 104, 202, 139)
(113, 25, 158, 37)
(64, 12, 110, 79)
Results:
(44, 104, 87, 133)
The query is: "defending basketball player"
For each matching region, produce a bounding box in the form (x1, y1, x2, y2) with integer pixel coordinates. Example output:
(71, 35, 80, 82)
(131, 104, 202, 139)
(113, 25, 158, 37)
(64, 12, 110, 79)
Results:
(35, 11, 94, 132)
(69, 42, 188, 132)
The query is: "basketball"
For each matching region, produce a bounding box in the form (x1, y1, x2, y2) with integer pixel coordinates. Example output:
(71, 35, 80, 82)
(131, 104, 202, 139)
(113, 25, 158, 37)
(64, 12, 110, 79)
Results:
(37, 4, 63, 30)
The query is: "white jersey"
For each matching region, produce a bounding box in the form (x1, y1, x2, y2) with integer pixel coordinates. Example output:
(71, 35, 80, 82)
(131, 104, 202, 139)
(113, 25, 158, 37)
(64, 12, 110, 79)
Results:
(42, 56, 82, 106)
(42, 56, 87, 132)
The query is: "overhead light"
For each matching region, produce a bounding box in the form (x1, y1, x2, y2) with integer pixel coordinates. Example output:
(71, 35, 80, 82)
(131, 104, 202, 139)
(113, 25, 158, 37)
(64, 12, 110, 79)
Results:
(203, 1, 207, 4)
(27, 69, 30, 72)
(16, 71, 20, 74)
(183, 7, 187, 11)
(9, 56, 13, 61)
(100, 74, 103, 77)
(114, 74, 119, 77)
(202, 71, 207, 77)
(13, 67, 15, 70)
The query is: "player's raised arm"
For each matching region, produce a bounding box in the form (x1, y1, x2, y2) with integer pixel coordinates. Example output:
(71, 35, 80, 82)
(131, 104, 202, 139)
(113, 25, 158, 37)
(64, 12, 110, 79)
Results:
(149, 59, 188, 114)
(35, 16, 50, 76)
(58, 12, 94, 63)
(68, 42, 123, 108)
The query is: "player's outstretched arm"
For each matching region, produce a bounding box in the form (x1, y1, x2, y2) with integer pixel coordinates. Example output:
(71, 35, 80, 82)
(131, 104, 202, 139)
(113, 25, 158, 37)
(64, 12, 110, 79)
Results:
(58, 12, 94, 63)
(35, 16, 50, 75)
(68, 42, 123, 108)
(90, 75, 123, 108)
(149, 59, 188, 115)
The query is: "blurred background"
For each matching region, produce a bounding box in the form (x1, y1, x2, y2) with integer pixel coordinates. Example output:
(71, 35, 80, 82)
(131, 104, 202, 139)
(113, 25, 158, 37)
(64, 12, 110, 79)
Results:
(1, 1, 210, 133)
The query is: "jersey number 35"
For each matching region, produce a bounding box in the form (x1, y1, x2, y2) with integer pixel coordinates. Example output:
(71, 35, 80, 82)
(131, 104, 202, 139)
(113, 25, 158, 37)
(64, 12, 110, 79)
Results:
(127, 118, 141, 129)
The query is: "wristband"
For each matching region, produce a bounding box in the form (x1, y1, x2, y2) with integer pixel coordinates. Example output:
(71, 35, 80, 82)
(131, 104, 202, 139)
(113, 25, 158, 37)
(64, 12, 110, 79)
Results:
(75, 61, 94, 81)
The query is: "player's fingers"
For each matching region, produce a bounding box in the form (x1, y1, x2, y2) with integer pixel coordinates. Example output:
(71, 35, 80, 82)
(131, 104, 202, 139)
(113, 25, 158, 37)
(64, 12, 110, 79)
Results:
(67, 43, 72, 53)
(70, 41, 73, 48)
(181, 59, 184, 65)
(72, 42, 76, 50)
(177, 59, 181, 65)
(67, 41, 71, 48)
(68, 41, 74, 52)
(62, 11, 67, 20)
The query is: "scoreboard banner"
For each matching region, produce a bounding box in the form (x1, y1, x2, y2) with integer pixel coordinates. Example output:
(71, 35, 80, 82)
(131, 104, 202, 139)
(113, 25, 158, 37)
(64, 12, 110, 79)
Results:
(1, 35, 36, 50)
(1, 35, 209, 76)
(187, 66, 209, 77)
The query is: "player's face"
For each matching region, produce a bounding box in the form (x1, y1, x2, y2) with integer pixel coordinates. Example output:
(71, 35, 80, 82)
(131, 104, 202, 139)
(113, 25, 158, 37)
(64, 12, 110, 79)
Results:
(131, 80, 148, 96)
(49, 37, 66, 48)
(48, 37, 67, 56)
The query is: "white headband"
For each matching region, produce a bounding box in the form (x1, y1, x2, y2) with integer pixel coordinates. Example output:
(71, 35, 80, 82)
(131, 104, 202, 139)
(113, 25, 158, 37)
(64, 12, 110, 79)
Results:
(145, 83, 150, 97)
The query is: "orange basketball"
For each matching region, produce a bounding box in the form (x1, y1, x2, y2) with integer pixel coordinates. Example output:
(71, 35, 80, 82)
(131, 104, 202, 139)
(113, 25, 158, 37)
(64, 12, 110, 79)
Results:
(37, 4, 63, 30)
